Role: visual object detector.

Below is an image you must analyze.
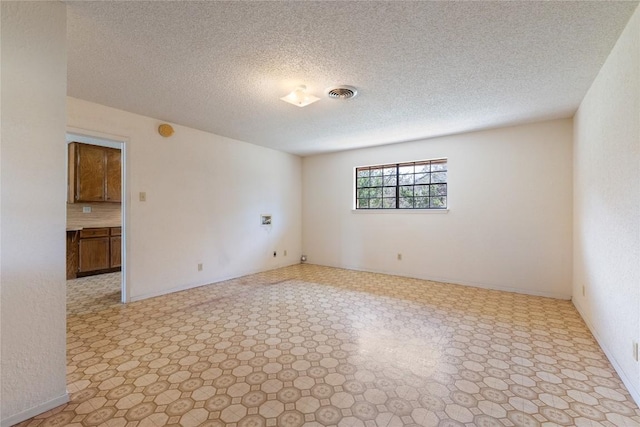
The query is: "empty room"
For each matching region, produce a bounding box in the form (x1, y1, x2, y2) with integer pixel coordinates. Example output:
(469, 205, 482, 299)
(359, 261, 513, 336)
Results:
(1, 1, 639, 427)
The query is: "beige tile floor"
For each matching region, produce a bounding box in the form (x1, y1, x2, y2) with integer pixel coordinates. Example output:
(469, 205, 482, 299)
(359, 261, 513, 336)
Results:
(16, 265, 640, 427)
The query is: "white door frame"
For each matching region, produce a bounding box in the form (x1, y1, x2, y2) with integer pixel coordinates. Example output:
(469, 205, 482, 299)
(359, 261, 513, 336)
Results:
(66, 126, 130, 303)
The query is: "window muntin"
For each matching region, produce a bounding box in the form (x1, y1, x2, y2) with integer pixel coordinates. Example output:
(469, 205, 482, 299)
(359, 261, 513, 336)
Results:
(356, 159, 447, 209)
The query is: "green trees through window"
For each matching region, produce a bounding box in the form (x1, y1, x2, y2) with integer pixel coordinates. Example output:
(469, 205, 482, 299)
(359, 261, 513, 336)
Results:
(356, 159, 447, 209)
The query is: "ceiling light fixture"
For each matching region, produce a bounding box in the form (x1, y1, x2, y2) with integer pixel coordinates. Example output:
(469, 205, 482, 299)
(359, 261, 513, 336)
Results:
(158, 123, 174, 137)
(280, 85, 320, 107)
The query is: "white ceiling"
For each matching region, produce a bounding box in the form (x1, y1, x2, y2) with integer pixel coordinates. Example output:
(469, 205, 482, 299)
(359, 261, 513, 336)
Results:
(66, 1, 638, 156)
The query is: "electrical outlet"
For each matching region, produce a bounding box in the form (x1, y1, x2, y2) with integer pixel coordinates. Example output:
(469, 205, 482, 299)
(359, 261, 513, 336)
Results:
(284, 250, 287, 256)
(82, 206, 92, 213)
(273, 251, 277, 257)
(397, 253, 402, 261)
(197, 263, 203, 271)
(634, 342, 638, 361)
(139, 192, 147, 202)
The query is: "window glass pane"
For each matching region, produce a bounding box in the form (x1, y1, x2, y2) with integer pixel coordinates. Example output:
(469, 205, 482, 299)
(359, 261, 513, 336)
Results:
(357, 189, 370, 199)
(357, 177, 370, 188)
(369, 198, 382, 209)
(383, 198, 395, 209)
(383, 167, 396, 176)
(399, 197, 414, 208)
(399, 174, 414, 185)
(370, 188, 383, 198)
(383, 175, 397, 186)
(415, 163, 430, 173)
(383, 187, 395, 198)
(414, 185, 429, 197)
(399, 165, 414, 175)
(431, 161, 447, 172)
(415, 173, 430, 184)
(357, 199, 368, 209)
(370, 168, 382, 177)
(415, 197, 429, 208)
(430, 184, 447, 196)
(430, 196, 447, 208)
(371, 176, 383, 187)
(357, 169, 369, 178)
(431, 172, 447, 183)
(399, 186, 414, 197)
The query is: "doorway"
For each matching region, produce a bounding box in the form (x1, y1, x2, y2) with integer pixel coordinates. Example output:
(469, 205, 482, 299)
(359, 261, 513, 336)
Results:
(65, 129, 128, 304)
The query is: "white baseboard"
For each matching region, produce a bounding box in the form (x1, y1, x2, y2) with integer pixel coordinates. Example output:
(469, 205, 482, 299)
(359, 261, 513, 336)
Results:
(1, 393, 69, 427)
(312, 262, 572, 300)
(572, 298, 640, 407)
(129, 261, 301, 302)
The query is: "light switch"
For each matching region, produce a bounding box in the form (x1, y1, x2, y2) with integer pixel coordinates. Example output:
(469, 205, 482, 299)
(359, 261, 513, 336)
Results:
(139, 192, 146, 202)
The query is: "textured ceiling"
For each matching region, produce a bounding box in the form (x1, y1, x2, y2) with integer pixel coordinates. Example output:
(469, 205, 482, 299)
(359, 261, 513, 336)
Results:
(66, 1, 638, 156)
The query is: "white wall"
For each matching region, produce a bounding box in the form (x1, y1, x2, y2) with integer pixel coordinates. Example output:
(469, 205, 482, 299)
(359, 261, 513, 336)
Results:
(1, 2, 69, 426)
(303, 119, 573, 299)
(573, 5, 640, 404)
(67, 98, 302, 301)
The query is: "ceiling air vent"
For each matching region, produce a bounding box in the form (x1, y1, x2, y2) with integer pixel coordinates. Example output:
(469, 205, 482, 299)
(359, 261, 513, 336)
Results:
(327, 86, 358, 100)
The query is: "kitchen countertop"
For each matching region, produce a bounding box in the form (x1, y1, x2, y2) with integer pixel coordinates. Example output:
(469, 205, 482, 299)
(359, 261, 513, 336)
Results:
(67, 225, 122, 232)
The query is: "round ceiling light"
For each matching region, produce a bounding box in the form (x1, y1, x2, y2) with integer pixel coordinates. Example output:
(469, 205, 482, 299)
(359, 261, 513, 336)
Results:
(158, 123, 174, 137)
(327, 86, 358, 100)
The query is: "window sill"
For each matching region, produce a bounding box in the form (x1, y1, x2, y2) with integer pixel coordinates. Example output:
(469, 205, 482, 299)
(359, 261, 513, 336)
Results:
(351, 209, 449, 214)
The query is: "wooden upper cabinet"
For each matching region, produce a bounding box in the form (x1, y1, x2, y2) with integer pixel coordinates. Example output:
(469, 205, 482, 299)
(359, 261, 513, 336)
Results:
(68, 142, 121, 203)
(106, 147, 122, 202)
(75, 143, 105, 202)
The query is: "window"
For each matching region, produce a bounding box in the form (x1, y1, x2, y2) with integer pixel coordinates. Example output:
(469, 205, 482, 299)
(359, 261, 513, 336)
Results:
(355, 159, 447, 209)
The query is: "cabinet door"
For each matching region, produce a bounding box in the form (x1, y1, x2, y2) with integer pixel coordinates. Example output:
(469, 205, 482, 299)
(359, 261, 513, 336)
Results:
(79, 228, 109, 238)
(66, 231, 79, 280)
(106, 148, 121, 202)
(78, 237, 110, 272)
(76, 144, 106, 202)
(110, 236, 122, 268)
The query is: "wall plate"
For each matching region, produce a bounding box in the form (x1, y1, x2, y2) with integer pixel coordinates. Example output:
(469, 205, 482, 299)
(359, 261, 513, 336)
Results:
(261, 214, 272, 226)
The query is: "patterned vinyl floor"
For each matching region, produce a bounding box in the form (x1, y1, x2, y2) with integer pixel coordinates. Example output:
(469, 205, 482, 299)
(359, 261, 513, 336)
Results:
(15, 265, 640, 426)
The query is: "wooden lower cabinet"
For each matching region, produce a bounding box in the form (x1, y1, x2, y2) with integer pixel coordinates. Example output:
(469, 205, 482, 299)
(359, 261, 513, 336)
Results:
(69, 227, 122, 278)
(110, 236, 122, 268)
(79, 237, 110, 272)
(66, 231, 79, 280)
(110, 227, 122, 268)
